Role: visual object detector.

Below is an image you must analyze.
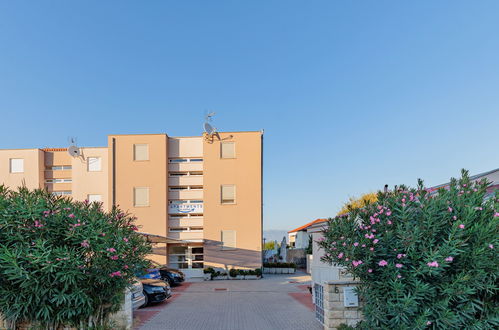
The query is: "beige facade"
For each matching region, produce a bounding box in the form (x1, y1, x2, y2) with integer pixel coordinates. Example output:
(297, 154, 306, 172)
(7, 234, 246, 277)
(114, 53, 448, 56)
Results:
(0, 131, 263, 278)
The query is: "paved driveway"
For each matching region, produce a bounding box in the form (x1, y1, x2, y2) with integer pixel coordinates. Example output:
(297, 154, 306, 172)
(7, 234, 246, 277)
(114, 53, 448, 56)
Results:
(135, 272, 322, 330)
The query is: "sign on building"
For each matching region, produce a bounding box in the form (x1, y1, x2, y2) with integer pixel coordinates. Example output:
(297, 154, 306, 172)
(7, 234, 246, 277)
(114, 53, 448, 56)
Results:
(168, 202, 203, 214)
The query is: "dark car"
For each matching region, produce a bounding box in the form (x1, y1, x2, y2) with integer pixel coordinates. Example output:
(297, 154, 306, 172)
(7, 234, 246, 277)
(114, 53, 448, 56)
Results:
(140, 278, 172, 307)
(150, 262, 185, 286)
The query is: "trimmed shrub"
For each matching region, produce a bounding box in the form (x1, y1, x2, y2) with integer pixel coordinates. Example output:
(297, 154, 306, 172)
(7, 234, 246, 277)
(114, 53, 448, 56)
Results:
(229, 268, 239, 277)
(0, 186, 151, 328)
(318, 171, 498, 328)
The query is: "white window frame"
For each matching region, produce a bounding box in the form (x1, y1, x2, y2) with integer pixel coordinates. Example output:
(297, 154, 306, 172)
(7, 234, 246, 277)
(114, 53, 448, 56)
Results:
(221, 185, 236, 204)
(133, 187, 150, 207)
(9, 158, 24, 173)
(87, 194, 102, 203)
(221, 230, 236, 250)
(87, 157, 101, 172)
(221, 142, 236, 159)
(133, 144, 149, 161)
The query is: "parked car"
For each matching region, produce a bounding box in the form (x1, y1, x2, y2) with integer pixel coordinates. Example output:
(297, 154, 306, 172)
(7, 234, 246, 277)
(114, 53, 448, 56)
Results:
(131, 278, 146, 310)
(150, 261, 185, 286)
(140, 278, 172, 307)
(139, 268, 162, 280)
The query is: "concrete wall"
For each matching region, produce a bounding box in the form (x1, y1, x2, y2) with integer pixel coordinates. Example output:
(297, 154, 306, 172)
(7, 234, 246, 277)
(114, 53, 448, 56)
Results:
(108, 134, 168, 264)
(203, 132, 263, 269)
(0, 149, 44, 190)
(72, 147, 109, 210)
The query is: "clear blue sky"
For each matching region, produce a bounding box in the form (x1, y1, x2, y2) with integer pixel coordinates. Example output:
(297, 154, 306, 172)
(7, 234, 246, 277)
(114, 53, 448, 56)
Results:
(1, 1, 499, 230)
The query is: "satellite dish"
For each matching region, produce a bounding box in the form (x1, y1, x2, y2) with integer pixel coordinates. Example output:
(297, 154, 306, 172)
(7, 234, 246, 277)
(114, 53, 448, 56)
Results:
(204, 122, 215, 135)
(68, 145, 80, 157)
(203, 112, 217, 136)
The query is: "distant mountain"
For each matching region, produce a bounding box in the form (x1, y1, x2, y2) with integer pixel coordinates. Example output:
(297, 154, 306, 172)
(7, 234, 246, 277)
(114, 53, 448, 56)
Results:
(263, 229, 288, 243)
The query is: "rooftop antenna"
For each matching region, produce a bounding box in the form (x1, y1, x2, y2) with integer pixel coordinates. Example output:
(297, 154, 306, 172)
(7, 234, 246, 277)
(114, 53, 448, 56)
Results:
(204, 112, 217, 136)
(67, 137, 81, 157)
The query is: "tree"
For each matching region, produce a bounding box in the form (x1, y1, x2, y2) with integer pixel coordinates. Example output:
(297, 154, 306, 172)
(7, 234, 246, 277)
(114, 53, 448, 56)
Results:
(264, 241, 277, 250)
(319, 170, 498, 328)
(337, 192, 378, 216)
(0, 186, 152, 329)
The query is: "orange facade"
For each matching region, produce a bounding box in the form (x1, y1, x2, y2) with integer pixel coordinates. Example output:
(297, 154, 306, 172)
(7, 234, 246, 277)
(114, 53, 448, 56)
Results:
(0, 131, 263, 278)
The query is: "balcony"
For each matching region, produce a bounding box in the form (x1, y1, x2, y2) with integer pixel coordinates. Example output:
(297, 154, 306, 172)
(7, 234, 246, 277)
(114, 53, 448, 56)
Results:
(168, 176, 203, 186)
(44, 170, 72, 179)
(45, 183, 72, 192)
(169, 217, 203, 228)
(168, 231, 204, 241)
(168, 190, 203, 200)
(168, 162, 203, 172)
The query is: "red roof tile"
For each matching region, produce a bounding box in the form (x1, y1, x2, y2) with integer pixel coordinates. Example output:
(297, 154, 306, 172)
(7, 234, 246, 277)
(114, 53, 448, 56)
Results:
(288, 219, 327, 233)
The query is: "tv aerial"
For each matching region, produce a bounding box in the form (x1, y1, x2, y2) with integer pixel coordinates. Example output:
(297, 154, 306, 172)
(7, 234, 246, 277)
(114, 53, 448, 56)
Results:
(204, 112, 217, 136)
(67, 137, 81, 157)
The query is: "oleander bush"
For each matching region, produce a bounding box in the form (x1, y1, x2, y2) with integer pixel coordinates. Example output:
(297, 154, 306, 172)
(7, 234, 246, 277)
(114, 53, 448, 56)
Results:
(0, 186, 151, 329)
(318, 170, 498, 329)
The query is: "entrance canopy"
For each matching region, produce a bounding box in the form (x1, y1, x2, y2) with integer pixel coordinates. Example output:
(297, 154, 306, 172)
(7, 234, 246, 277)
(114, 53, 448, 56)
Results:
(138, 232, 187, 244)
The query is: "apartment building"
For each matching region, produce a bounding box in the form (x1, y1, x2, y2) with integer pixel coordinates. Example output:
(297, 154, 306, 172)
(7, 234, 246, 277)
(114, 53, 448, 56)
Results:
(0, 131, 263, 278)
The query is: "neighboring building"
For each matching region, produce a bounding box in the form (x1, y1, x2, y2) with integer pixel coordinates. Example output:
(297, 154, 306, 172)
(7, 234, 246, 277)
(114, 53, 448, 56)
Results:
(288, 219, 326, 249)
(307, 167, 499, 307)
(0, 131, 263, 278)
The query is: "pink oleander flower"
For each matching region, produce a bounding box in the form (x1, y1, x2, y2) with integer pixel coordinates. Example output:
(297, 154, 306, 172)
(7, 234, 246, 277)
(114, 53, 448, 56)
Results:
(397, 274, 402, 278)
(445, 256, 453, 262)
(397, 254, 403, 259)
(395, 263, 403, 268)
(427, 261, 439, 267)
(107, 248, 117, 253)
(123, 265, 129, 269)
(370, 247, 374, 251)
(378, 260, 388, 267)
(368, 269, 373, 273)
(81, 240, 90, 248)
(342, 242, 346, 246)
(458, 224, 465, 229)
(337, 252, 344, 259)
(427, 321, 432, 325)
(386, 211, 392, 216)
(345, 258, 349, 261)
(110, 255, 119, 260)
(494, 212, 499, 217)
(448, 207, 452, 212)
(318, 237, 325, 242)
(361, 244, 366, 248)
(353, 242, 359, 247)
(475, 207, 483, 211)
(452, 216, 457, 220)
(489, 244, 494, 249)
(109, 271, 122, 277)
(68, 213, 75, 218)
(401, 198, 406, 203)
(373, 239, 379, 244)
(387, 220, 392, 225)
(352, 260, 363, 267)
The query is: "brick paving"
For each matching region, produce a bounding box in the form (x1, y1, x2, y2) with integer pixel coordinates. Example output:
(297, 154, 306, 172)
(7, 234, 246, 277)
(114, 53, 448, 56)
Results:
(136, 272, 321, 330)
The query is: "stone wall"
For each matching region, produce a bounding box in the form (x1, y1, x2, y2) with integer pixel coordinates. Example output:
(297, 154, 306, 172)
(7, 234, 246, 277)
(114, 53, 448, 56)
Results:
(323, 280, 363, 329)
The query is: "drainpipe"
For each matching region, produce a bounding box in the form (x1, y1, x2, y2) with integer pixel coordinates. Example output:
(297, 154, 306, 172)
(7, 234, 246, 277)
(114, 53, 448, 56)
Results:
(112, 138, 116, 208)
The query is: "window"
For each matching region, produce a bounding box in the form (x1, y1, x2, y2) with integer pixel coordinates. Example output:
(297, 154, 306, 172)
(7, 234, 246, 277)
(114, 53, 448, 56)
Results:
(168, 158, 203, 163)
(169, 158, 188, 163)
(52, 191, 72, 196)
(221, 230, 236, 250)
(134, 187, 149, 207)
(9, 159, 24, 173)
(189, 171, 203, 176)
(169, 186, 188, 191)
(134, 144, 149, 161)
(45, 178, 72, 183)
(190, 186, 203, 190)
(87, 194, 102, 203)
(87, 157, 101, 171)
(169, 172, 188, 176)
(169, 227, 188, 232)
(48, 165, 72, 170)
(221, 142, 235, 159)
(221, 185, 236, 204)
